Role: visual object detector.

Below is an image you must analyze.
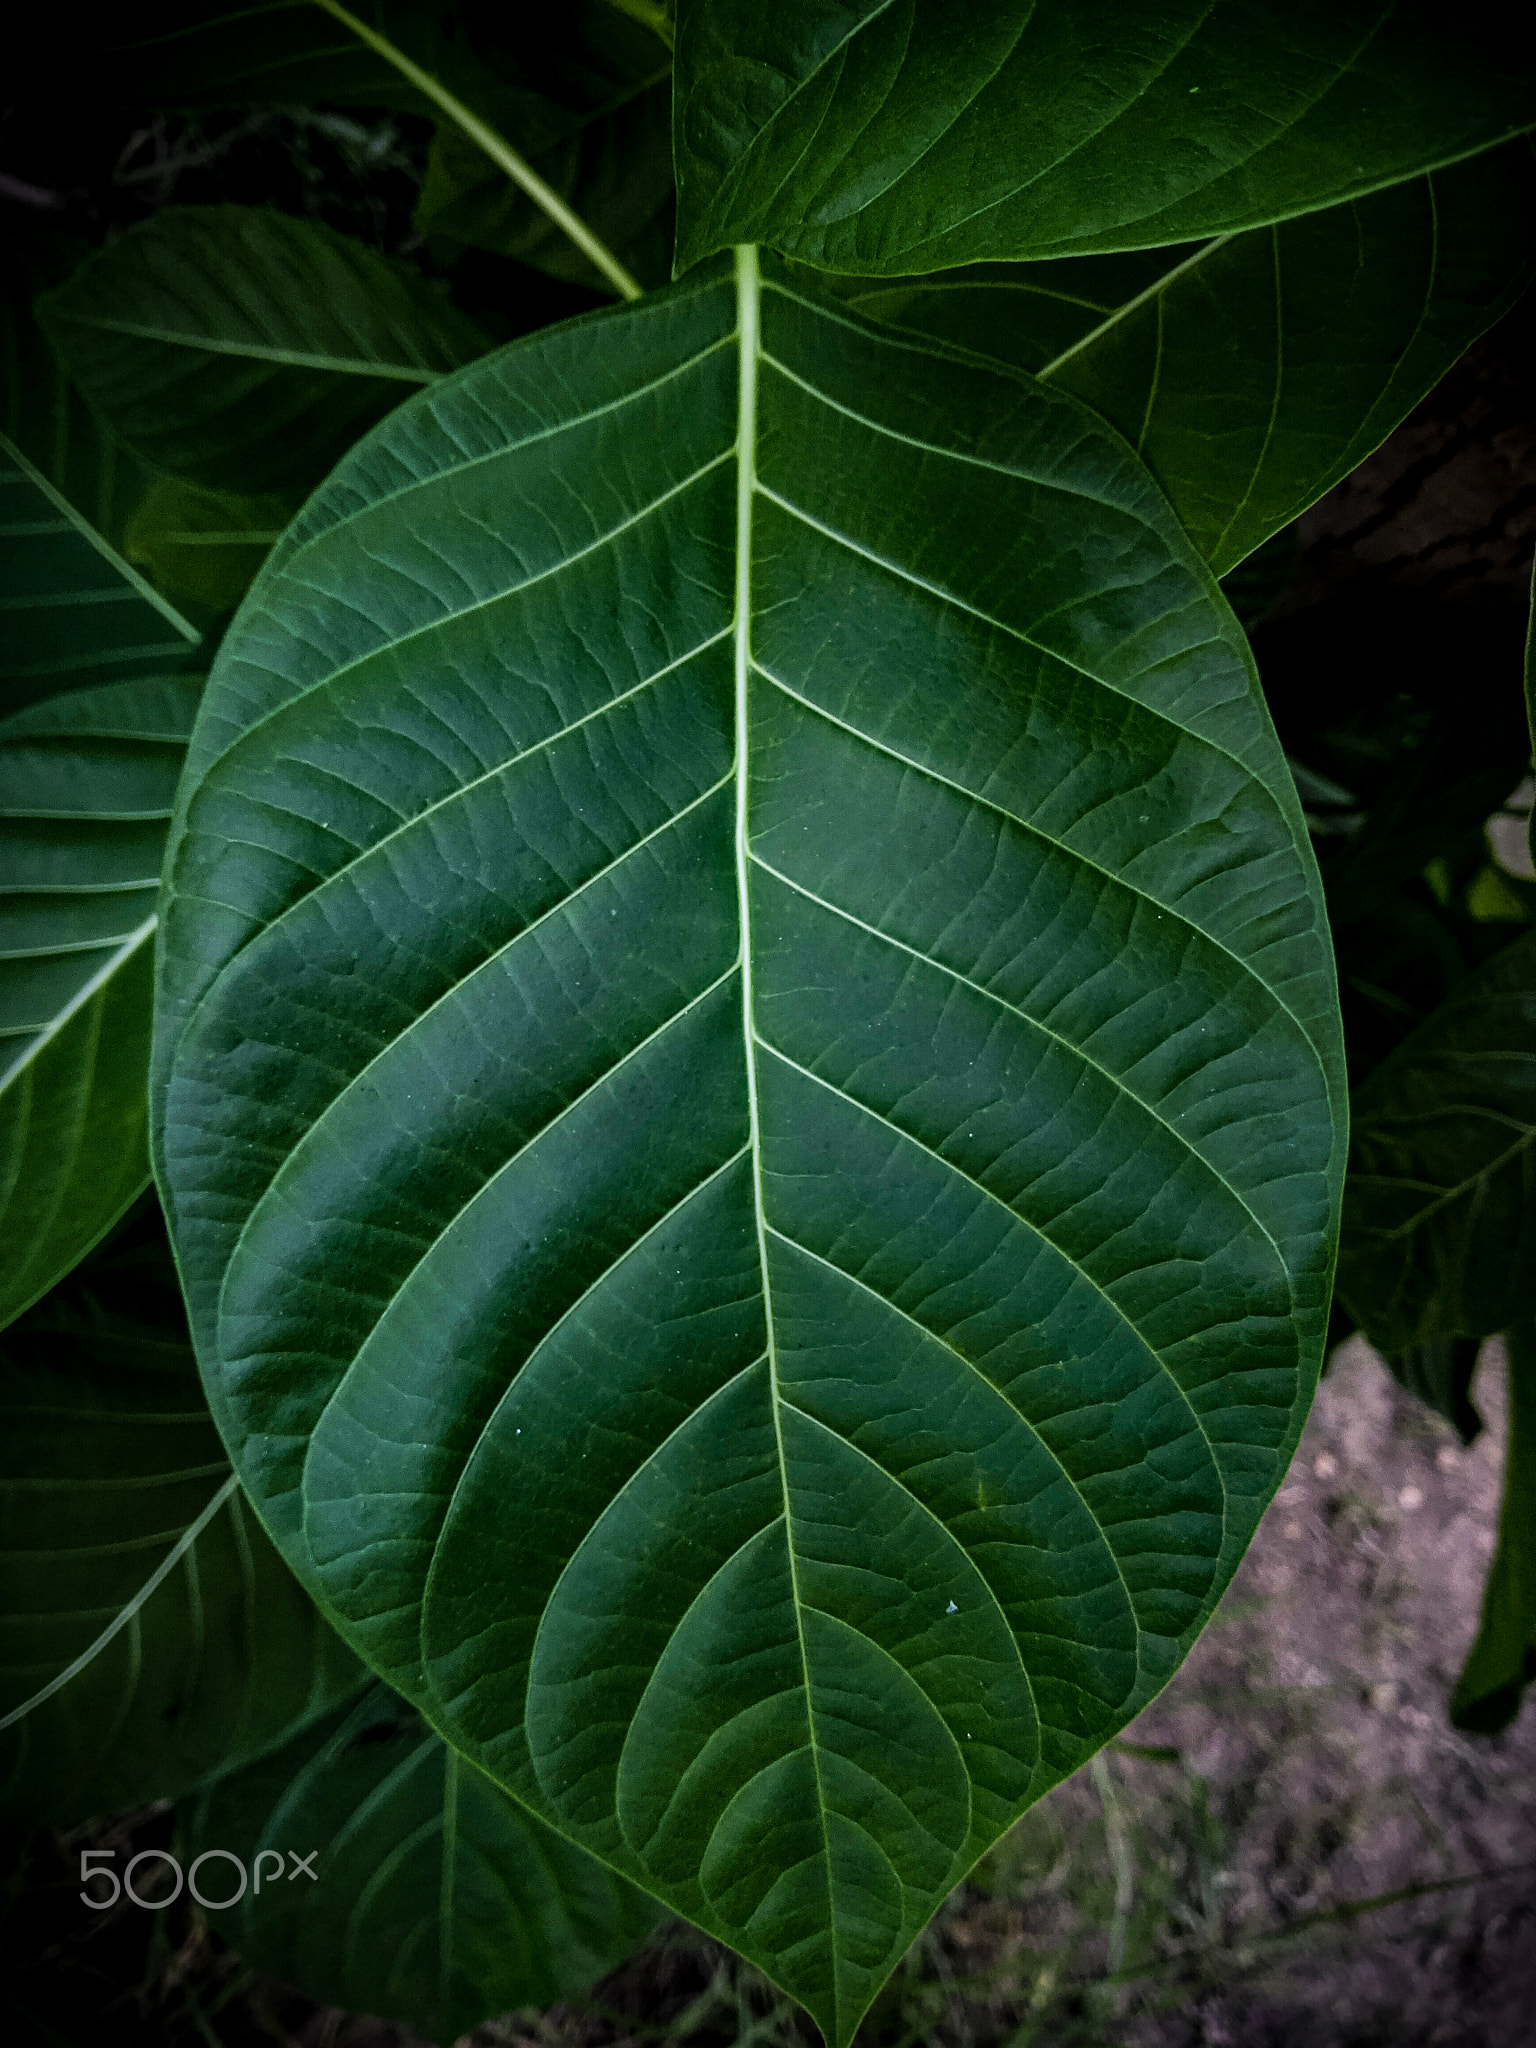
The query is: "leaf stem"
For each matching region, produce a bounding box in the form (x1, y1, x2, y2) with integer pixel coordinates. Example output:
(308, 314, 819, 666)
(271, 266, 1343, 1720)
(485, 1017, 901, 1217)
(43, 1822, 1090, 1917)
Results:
(310, 0, 644, 301)
(601, 0, 675, 48)
(0, 1473, 241, 1731)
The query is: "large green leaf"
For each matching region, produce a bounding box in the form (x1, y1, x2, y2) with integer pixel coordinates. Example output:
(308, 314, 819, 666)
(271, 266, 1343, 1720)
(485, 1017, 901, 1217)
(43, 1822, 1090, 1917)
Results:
(1339, 929, 1536, 1352)
(1451, 1322, 1536, 1733)
(0, 668, 206, 1332)
(839, 149, 1535, 575)
(154, 251, 1344, 2044)
(0, 1211, 361, 1825)
(36, 208, 491, 500)
(184, 1680, 663, 2041)
(673, 1, 1536, 275)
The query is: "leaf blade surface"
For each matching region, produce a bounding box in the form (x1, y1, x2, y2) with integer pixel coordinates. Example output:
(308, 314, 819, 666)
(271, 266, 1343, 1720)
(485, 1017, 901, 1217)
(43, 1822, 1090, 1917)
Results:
(155, 253, 1344, 2042)
(1339, 928, 1536, 1351)
(838, 149, 1536, 573)
(0, 429, 205, 1324)
(0, 1214, 361, 1823)
(37, 208, 491, 499)
(184, 1680, 663, 2042)
(674, 0, 1536, 273)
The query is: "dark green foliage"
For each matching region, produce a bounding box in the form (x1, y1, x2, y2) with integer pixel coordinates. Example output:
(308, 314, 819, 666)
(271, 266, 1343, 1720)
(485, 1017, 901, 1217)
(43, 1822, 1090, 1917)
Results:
(0, 1211, 362, 1822)
(37, 207, 491, 498)
(0, 678, 204, 1331)
(1339, 930, 1536, 1353)
(184, 1682, 663, 2042)
(673, 2, 1536, 272)
(4, 4, 1535, 2038)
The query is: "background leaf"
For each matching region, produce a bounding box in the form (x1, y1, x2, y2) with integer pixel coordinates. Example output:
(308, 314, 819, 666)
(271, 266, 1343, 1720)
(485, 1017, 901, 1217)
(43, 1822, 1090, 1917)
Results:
(37, 207, 491, 500)
(77, 2, 461, 111)
(840, 149, 1535, 574)
(416, 86, 674, 295)
(2, 232, 162, 589)
(0, 1209, 361, 1825)
(674, 0, 1536, 274)
(0, 668, 206, 1332)
(122, 475, 291, 622)
(155, 253, 1343, 2041)
(412, 0, 675, 294)
(72, 3, 676, 292)
(1339, 928, 1536, 1352)
(2, 246, 200, 713)
(184, 1680, 663, 2042)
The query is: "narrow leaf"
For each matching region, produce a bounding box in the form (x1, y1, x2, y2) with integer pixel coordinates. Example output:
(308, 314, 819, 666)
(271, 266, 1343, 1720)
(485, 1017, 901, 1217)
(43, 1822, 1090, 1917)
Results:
(0, 1212, 361, 1824)
(37, 207, 492, 498)
(184, 1682, 662, 2042)
(1451, 1323, 1536, 1733)
(1339, 929, 1536, 1351)
(838, 149, 1535, 574)
(1380, 1335, 1483, 1447)
(155, 250, 1343, 2044)
(674, 0, 1536, 274)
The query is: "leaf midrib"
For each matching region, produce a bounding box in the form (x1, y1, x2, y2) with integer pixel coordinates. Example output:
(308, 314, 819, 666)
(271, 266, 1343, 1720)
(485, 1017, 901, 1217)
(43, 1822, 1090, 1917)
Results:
(49, 314, 446, 381)
(732, 239, 842, 2027)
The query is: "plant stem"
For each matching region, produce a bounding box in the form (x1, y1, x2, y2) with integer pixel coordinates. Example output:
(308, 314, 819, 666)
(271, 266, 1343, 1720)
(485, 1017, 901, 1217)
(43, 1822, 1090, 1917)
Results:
(310, 0, 644, 301)
(1090, 1750, 1136, 1974)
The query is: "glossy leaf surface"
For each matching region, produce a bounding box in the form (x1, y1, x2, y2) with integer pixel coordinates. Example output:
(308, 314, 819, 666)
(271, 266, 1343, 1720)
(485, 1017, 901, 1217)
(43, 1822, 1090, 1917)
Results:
(185, 1681, 663, 2042)
(674, 1, 1536, 275)
(1339, 930, 1536, 1351)
(37, 207, 490, 499)
(156, 252, 1343, 2042)
(840, 151, 1535, 574)
(0, 1213, 360, 1824)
